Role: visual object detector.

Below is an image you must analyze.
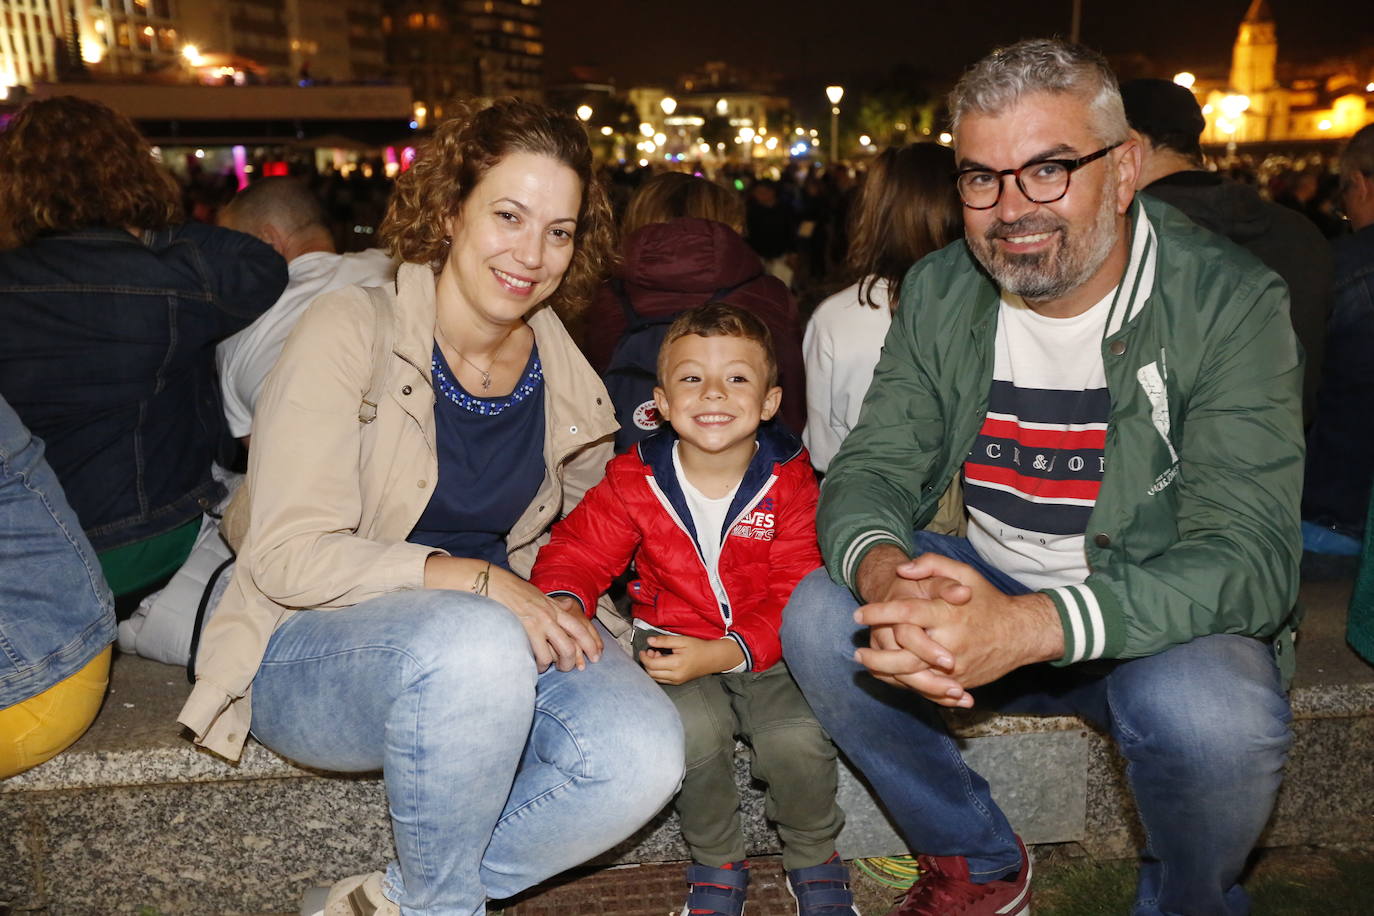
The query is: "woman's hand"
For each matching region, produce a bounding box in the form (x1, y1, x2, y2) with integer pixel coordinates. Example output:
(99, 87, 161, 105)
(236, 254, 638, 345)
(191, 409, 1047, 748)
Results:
(424, 556, 602, 672)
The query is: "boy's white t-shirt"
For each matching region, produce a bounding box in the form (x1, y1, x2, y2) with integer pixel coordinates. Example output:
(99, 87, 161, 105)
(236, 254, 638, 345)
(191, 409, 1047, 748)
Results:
(672, 443, 740, 602)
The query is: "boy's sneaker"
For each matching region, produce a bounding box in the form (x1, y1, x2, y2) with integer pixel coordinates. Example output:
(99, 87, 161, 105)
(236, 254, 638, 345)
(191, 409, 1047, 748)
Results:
(321, 871, 400, 916)
(887, 837, 1031, 916)
(680, 860, 750, 916)
(787, 853, 862, 914)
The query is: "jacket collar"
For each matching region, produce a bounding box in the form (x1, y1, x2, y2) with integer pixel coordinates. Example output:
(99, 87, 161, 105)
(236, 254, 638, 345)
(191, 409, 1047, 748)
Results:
(1103, 197, 1159, 338)
(636, 420, 802, 545)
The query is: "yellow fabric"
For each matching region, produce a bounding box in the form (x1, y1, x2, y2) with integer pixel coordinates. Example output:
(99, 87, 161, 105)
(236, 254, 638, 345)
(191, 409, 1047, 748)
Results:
(0, 645, 111, 779)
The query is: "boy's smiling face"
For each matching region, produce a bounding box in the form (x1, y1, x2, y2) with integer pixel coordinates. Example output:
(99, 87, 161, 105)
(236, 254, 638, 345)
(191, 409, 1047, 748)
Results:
(654, 333, 782, 464)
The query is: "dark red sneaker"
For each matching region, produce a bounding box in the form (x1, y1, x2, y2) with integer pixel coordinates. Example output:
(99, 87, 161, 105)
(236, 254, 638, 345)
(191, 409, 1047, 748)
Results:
(887, 837, 1031, 916)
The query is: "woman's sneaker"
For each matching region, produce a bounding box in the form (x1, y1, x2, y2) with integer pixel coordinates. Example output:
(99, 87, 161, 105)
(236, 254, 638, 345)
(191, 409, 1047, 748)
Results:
(787, 854, 861, 914)
(680, 860, 750, 916)
(322, 871, 400, 916)
(887, 837, 1031, 916)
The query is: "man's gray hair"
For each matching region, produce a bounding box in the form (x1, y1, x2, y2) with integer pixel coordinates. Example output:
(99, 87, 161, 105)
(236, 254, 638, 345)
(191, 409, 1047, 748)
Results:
(949, 39, 1129, 145)
(1343, 124, 1374, 177)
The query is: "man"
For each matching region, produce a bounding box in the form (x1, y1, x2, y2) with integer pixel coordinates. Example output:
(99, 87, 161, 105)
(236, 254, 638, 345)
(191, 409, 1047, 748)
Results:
(1302, 124, 1374, 558)
(1121, 77, 1332, 424)
(216, 177, 394, 445)
(782, 39, 1301, 916)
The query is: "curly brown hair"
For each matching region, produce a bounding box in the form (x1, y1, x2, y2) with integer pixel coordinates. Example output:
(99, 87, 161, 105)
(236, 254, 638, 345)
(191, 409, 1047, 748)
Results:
(380, 98, 616, 319)
(657, 301, 777, 388)
(0, 96, 182, 246)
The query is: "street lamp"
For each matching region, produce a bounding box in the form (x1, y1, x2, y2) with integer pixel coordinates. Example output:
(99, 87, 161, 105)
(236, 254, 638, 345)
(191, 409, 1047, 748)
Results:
(576, 104, 593, 122)
(181, 44, 203, 67)
(825, 85, 844, 163)
(660, 96, 677, 116)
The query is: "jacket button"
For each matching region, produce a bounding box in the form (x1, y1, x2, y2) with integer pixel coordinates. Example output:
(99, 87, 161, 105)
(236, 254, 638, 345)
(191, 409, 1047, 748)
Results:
(1109, 340, 1126, 356)
(197, 496, 212, 509)
(569, 425, 578, 434)
(538, 505, 546, 512)
(1093, 533, 1111, 548)
(418, 479, 427, 488)
(401, 385, 412, 395)
(595, 397, 603, 406)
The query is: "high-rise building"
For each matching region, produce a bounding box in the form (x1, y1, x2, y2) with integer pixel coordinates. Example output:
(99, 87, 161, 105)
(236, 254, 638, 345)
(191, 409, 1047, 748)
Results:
(289, 0, 386, 83)
(459, 0, 541, 101)
(382, 1, 472, 122)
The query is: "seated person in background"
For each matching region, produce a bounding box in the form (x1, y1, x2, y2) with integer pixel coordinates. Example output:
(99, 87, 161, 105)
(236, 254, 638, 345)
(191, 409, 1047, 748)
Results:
(216, 176, 395, 446)
(0, 97, 287, 607)
(0, 394, 117, 780)
(580, 171, 806, 442)
(1121, 77, 1333, 426)
(783, 40, 1302, 916)
(804, 142, 963, 473)
(532, 303, 858, 916)
(1302, 124, 1374, 560)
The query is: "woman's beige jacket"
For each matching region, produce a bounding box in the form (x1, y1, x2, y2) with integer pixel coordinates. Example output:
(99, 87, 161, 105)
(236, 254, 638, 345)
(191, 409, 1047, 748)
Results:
(177, 262, 620, 761)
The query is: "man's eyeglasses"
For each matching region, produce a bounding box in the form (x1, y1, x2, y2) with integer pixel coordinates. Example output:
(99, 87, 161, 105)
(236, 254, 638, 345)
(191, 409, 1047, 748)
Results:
(953, 142, 1123, 210)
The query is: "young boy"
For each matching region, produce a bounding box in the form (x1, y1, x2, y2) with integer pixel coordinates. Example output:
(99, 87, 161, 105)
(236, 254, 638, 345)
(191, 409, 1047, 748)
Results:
(531, 303, 859, 916)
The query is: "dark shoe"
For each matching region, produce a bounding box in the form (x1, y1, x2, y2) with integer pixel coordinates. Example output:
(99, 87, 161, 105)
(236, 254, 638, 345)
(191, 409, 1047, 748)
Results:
(680, 860, 749, 916)
(887, 837, 1031, 915)
(787, 854, 861, 914)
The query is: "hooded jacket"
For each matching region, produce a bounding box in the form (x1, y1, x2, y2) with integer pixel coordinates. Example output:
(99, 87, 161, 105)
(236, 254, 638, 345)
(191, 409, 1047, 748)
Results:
(1143, 170, 1332, 422)
(581, 217, 806, 434)
(530, 423, 822, 672)
(820, 196, 1303, 673)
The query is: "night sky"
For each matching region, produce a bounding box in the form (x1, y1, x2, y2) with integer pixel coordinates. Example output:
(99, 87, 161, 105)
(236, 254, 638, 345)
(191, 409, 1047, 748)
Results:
(545, 0, 1373, 108)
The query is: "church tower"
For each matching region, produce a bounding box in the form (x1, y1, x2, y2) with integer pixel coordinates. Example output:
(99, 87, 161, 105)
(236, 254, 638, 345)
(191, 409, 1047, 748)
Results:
(1231, 0, 1278, 95)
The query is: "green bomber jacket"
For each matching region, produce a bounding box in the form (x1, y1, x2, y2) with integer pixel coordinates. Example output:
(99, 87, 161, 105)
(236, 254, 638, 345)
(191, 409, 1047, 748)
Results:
(818, 195, 1304, 670)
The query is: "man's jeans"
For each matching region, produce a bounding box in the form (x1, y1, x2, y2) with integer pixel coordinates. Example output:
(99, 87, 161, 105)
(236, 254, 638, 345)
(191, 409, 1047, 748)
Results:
(250, 590, 685, 916)
(781, 532, 1293, 916)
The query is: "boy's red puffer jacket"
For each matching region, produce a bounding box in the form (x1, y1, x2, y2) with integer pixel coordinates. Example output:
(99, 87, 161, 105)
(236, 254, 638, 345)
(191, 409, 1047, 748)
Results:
(530, 423, 821, 671)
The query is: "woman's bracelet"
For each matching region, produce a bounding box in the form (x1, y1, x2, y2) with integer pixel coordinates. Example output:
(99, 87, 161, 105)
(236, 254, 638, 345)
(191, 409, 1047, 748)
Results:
(472, 561, 491, 597)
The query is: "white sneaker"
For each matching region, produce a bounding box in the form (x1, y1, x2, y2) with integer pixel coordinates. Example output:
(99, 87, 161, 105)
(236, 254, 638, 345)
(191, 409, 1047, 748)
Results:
(322, 871, 400, 916)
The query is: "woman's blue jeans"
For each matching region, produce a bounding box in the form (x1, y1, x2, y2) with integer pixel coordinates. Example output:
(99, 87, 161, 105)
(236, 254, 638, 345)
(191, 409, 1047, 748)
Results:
(250, 589, 685, 916)
(781, 532, 1293, 916)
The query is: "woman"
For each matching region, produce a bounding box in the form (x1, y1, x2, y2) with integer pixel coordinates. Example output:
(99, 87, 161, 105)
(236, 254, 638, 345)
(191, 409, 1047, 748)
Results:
(0, 97, 287, 605)
(177, 100, 684, 916)
(581, 171, 806, 440)
(803, 143, 962, 472)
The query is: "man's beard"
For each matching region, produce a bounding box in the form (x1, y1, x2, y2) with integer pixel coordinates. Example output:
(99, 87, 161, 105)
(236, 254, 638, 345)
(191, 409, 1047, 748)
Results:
(967, 175, 1121, 303)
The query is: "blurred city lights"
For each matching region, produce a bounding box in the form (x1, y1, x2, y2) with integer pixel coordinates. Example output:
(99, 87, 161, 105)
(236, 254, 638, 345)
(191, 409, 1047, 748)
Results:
(1367, 82, 1374, 93)
(765, 136, 778, 150)
(182, 44, 203, 66)
(1318, 119, 1333, 130)
(858, 134, 870, 146)
(938, 132, 953, 145)
(653, 132, 666, 145)
(194, 148, 206, 159)
(81, 40, 103, 64)
(638, 158, 649, 167)
(1219, 94, 1250, 118)
(600, 125, 613, 136)
(715, 99, 728, 116)
(576, 104, 593, 121)
(0, 85, 9, 101)
(738, 126, 756, 142)
(825, 85, 844, 105)
(1173, 71, 1196, 89)
(1202, 104, 1214, 114)
(639, 122, 654, 137)
(660, 96, 677, 116)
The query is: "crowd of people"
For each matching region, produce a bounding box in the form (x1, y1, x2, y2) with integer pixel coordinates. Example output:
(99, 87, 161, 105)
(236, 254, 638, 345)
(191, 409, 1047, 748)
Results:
(3, 34, 1373, 916)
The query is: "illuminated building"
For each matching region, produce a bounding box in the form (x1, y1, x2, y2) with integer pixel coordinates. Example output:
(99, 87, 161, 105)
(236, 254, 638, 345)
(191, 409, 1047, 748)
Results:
(460, 0, 541, 101)
(381, 2, 474, 123)
(1192, 0, 1372, 144)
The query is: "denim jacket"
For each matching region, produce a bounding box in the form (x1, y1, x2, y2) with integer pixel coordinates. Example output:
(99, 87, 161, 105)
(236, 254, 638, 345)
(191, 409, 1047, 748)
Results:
(0, 394, 116, 709)
(0, 224, 287, 550)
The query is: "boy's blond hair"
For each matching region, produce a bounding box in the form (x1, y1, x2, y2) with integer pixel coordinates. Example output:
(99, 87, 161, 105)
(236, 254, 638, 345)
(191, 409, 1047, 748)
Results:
(656, 302, 778, 387)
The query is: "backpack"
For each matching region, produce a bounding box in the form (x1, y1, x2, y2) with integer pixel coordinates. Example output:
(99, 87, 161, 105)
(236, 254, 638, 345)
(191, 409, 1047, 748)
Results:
(602, 274, 761, 453)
